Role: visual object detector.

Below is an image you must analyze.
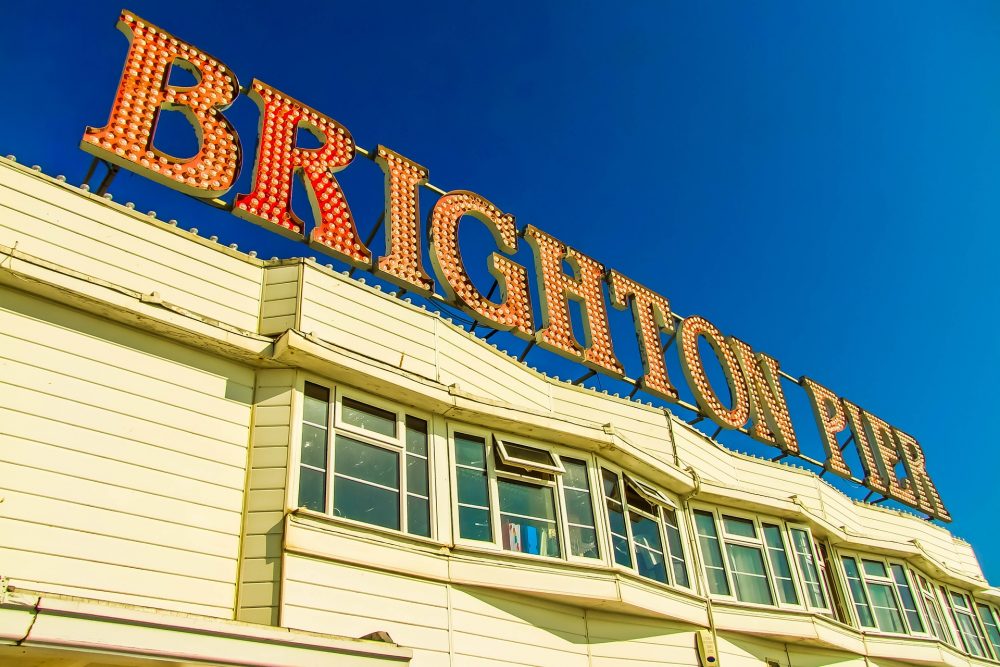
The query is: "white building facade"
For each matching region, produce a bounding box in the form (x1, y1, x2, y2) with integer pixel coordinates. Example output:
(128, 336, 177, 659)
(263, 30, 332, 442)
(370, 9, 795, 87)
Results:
(0, 156, 998, 666)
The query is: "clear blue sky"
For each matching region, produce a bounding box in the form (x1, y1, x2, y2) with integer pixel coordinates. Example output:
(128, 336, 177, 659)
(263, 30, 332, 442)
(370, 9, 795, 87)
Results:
(3, 1, 999, 582)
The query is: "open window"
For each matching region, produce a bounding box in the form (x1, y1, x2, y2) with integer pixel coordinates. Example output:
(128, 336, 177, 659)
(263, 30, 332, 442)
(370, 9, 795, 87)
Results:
(494, 437, 565, 475)
(601, 468, 689, 589)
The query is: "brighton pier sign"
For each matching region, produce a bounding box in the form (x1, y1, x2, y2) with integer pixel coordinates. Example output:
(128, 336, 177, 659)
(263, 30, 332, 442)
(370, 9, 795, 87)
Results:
(80, 10, 950, 521)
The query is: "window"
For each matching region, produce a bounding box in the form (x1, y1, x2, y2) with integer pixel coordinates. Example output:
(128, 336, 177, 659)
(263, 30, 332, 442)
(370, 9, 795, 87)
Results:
(600, 468, 689, 588)
(841, 556, 877, 629)
(889, 564, 924, 634)
(721, 515, 774, 605)
(296, 383, 431, 537)
(694, 510, 730, 596)
(789, 527, 829, 612)
(763, 524, 798, 605)
(562, 458, 600, 559)
(839, 556, 909, 633)
(694, 510, 824, 609)
(454, 431, 567, 559)
(915, 574, 953, 644)
(976, 601, 1000, 659)
(945, 589, 989, 658)
(455, 433, 492, 542)
(815, 542, 850, 623)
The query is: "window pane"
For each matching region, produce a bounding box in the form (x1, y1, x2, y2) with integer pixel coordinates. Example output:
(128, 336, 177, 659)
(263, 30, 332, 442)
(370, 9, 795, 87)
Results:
(457, 467, 489, 507)
(863, 560, 888, 579)
(790, 529, 825, 609)
(459, 506, 491, 541)
(631, 514, 667, 583)
(333, 476, 399, 529)
(498, 478, 556, 520)
(341, 397, 396, 437)
(842, 557, 876, 628)
(867, 582, 906, 634)
(455, 434, 486, 467)
(563, 458, 590, 489)
(405, 416, 428, 456)
(569, 525, 600, 559)
(722, 516, 757, 539)
(303, 383, 330, 425)
(694, 511, 730, 596)
(334, 436, 399, 488)
(565, 488, 596, 527)
(298, 466, 326, 512)
(663, 509, 690, 588)
(890, 564, 923, 633)
(407, 495, 430, 537)
(611, 534, 632, 568)
(300, 423, 328, 469)
(727, 543, 774, 605)
(406, 454, 428, 496)
(501, 515, 560, 557)
(762, 525, 798, 605)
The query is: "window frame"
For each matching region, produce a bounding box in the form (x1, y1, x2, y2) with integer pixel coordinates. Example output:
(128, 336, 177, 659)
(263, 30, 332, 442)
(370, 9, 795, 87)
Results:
(974, 598, 1000, 660)
(913, 571, 954, 646)
(786, 522, 834, 615)
(599, 463, 692, 591)
(942, 585, 992, 659)
(837, 551, 926, 637)
(293, 380, 435, 539)
(692, 506, 823, 611)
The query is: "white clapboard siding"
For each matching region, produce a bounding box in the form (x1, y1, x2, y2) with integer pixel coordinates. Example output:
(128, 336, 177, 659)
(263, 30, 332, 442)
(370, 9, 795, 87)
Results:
(283, 556, 451, 666)
(450, 587, 589, 667)
(585, 610, 697, 666)
(550, 383, 671, 444)
(298, 267, 438, 380)
(0, 165, 262, 332)
(671, 423, 741, 486)
(260, 263, 302, 334)
(237, 369, 295, 625)
(436, 329, 551, 412)
(0, 286, 252, 616)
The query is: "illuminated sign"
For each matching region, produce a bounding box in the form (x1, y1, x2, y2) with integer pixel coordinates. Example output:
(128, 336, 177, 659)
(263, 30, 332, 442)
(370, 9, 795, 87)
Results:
(80, 10, 950, 522)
